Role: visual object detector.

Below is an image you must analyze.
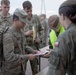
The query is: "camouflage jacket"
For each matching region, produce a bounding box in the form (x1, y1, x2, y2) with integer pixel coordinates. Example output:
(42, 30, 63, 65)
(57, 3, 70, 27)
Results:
(2, 25, 34, 73)
(0, 12, 13, 29)
(47, 23, 76, 75)
(22, 14, 43, 49)
(40, 18, 49, 46)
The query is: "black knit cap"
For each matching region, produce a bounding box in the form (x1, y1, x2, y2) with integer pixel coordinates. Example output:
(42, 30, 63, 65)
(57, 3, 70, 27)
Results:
(59, 0, 76, 9)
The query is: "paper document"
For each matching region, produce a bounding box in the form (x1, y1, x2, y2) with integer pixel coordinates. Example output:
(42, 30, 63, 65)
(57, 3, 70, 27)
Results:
(34, 51, 49, 56)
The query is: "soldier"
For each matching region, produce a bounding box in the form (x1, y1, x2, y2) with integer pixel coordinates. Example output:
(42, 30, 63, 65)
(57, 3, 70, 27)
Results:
(22, 1, 43, 75)
(2, 8, 38, 75)
(39, 14, 49, 48)
(0, 0, 13, 29)
(47, 0, 76, 75)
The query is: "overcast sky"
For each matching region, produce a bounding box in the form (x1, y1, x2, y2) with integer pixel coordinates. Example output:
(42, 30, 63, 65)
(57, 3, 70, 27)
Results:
(0, 0, 66, 18)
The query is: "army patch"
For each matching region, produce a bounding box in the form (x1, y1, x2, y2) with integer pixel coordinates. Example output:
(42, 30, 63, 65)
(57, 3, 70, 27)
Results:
(54, 42, 59, 47)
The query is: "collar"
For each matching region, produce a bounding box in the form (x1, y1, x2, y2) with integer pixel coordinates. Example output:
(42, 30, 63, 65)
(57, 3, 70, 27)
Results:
(0, 12, 11, 18)
(26, 14, 35, 23)
(66, 23, 75, 30)
(10, 25, 21, 33)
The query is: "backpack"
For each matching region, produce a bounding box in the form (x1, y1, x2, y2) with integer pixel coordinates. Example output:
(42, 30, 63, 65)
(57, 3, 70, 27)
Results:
(0, 27, 9, 68)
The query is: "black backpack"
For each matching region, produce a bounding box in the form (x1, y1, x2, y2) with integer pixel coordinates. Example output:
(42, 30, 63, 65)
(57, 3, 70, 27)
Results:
(0, 27, 9, 68)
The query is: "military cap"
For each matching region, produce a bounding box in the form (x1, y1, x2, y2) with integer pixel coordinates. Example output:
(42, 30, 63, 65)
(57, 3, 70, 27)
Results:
(48, 15, 59, 28)
(14, 8, 27, 24)
(59, 0, 76, 9)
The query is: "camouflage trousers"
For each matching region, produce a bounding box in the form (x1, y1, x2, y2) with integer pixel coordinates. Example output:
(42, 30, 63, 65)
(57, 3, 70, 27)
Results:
(29, 57, 39, 75)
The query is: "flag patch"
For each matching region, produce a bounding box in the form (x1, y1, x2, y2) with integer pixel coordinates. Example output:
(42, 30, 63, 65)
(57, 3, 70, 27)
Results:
(54, 42, 59, 47)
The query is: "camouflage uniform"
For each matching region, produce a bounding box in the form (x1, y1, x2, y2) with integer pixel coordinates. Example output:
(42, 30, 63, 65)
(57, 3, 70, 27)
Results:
(40, 18, 49, 48)
(2, 25, 34, 75)
(0, 12, 13, 29)
(0, 12, 13, 75)
(22, 14, 42, 75)
(47, 23, 76, 75)
(23, 14, 42, 48)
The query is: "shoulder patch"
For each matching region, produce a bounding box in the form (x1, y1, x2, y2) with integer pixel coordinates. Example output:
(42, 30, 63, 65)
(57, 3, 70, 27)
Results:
(54, 42, 59, 47)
